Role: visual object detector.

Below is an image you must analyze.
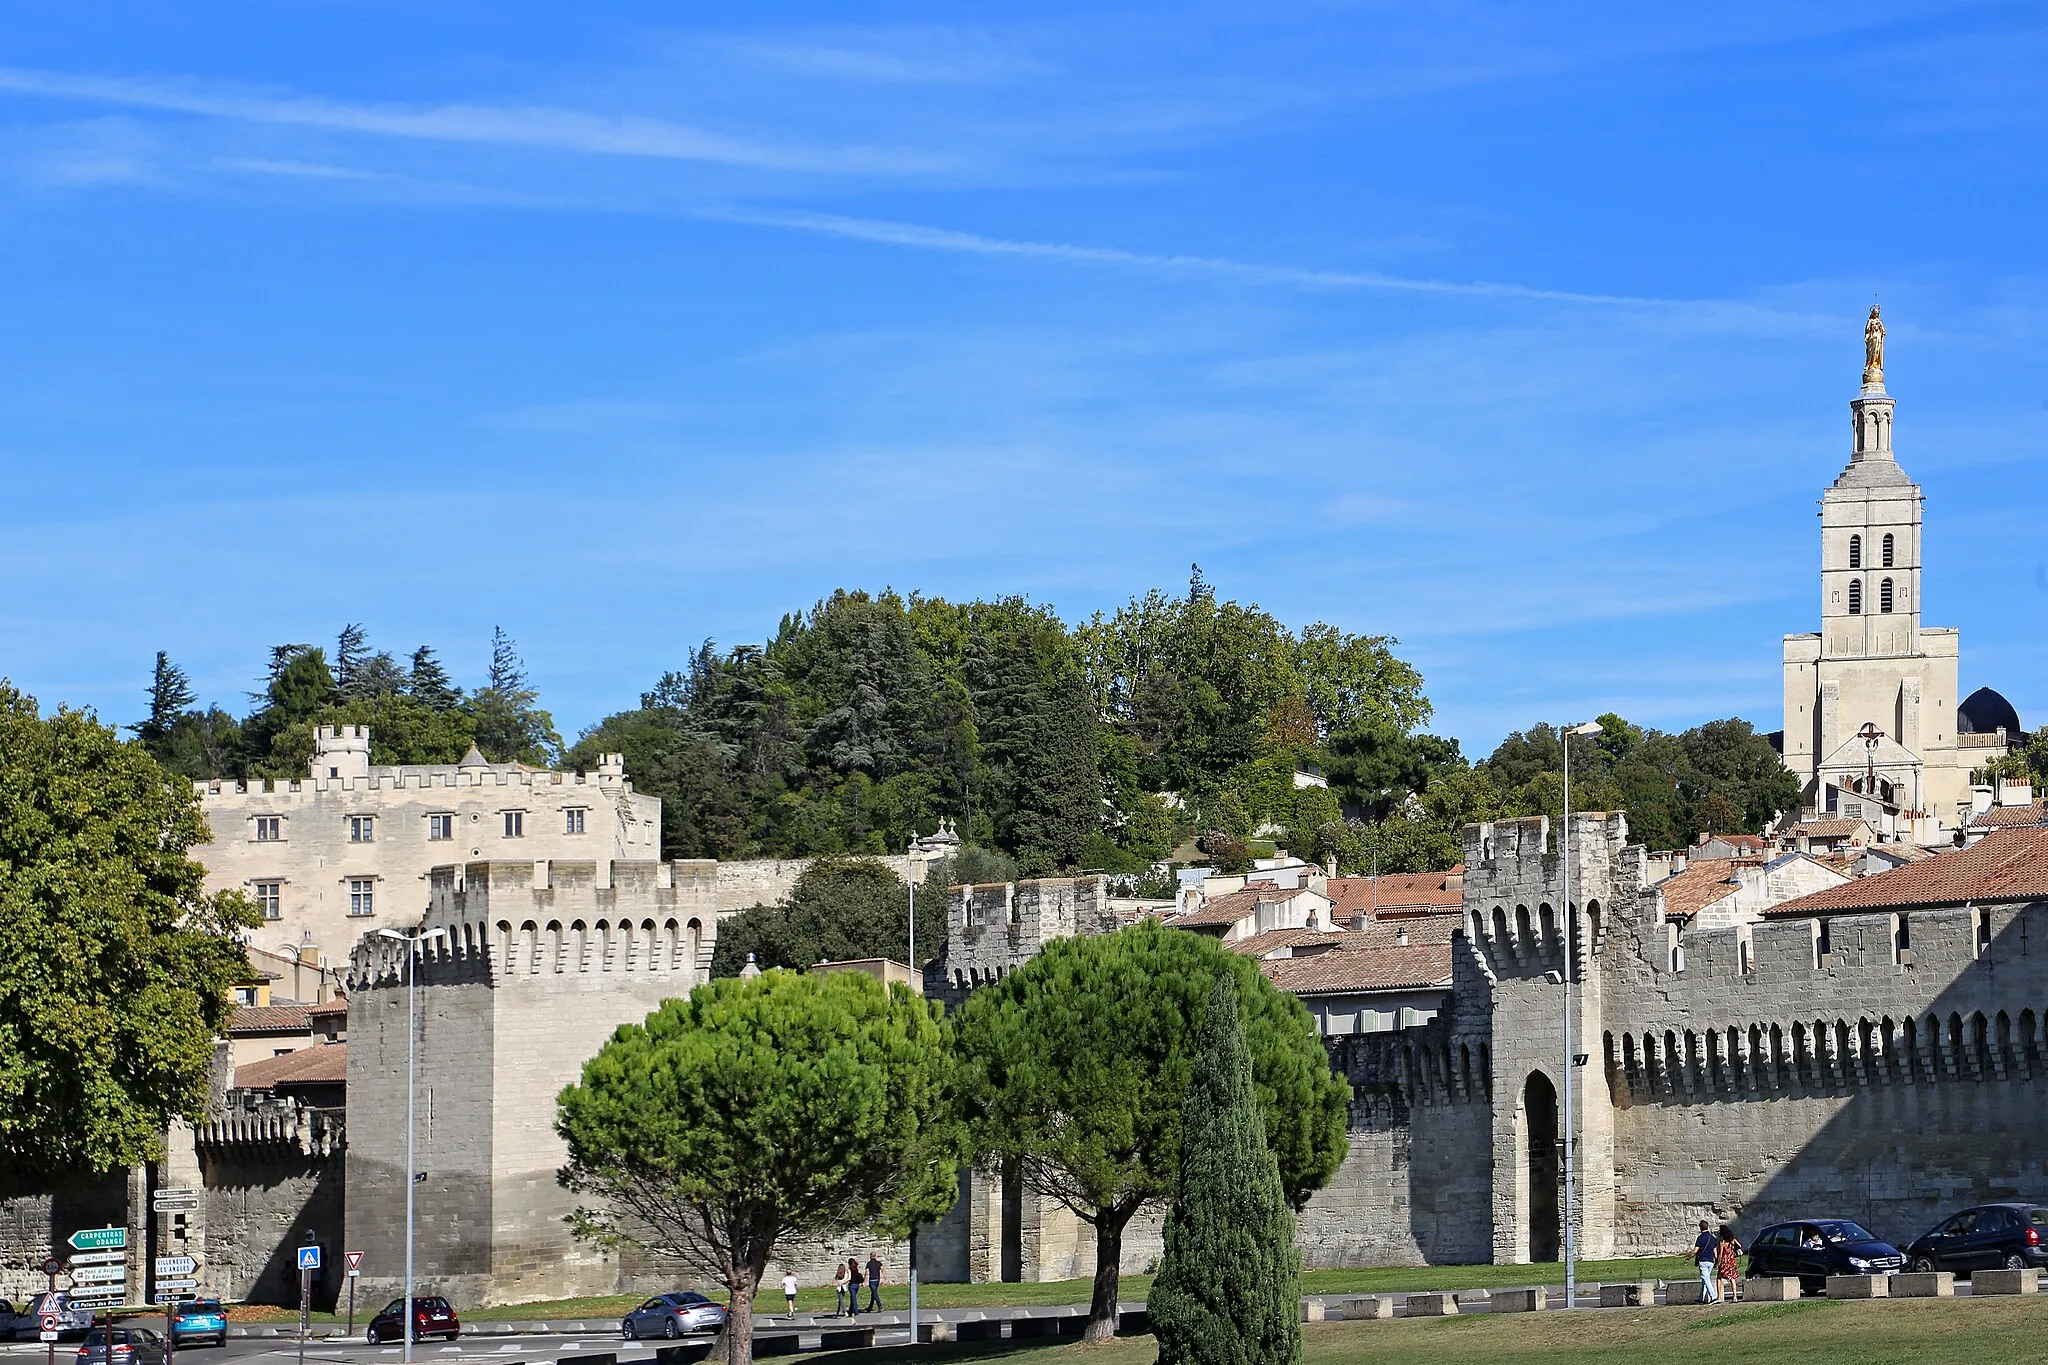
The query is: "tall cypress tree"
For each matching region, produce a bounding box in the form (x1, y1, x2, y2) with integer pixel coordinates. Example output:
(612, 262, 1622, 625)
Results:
(1151, 974, 1303, 1365)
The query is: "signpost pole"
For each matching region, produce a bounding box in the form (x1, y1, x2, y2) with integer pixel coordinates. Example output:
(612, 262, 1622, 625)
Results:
(165, 1294, 174, 1365)
(45, 1259, 58, 1365)
(347, 1276, 356, 1338)
(296, 1267, 310, 1365)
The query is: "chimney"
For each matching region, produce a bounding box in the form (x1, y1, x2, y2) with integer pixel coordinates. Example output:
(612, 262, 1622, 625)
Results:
(1395, 925, 1409, 948)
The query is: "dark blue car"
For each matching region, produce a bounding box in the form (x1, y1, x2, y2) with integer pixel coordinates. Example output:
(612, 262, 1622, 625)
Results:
(1746, 1219, 1903, 1292)
(169, 1301, 226, 1348)
(620, 1293, 725, 1340)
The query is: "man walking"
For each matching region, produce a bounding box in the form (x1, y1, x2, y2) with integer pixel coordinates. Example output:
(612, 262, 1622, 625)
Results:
(781, 1271, 799, 1317)
(1690, 1220, 1721, 1303)
(865, 1253, 884, 1313)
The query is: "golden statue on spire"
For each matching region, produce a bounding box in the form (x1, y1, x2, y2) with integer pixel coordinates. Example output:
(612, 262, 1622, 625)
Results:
(1862, 304, 1885, 387)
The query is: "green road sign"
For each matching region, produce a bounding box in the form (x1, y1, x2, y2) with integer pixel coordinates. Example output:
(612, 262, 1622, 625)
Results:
(67, 1229, 126, 1251)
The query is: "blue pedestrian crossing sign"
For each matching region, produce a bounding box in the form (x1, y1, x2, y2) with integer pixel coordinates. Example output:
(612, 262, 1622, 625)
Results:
(297, 1246, 322, 1271)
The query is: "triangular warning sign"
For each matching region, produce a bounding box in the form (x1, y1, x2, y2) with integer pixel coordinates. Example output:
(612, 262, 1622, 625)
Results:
(345, 1251, 363, 1271)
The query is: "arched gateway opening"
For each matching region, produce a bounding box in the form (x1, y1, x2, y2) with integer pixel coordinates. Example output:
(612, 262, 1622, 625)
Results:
(1523, 1072, 1561, 1263)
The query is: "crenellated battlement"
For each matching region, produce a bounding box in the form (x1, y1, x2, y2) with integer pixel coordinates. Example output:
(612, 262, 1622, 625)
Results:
(941, 876, 1113, 994)
(200, 1093, 344, 1156)
(345, 859, 719, 990)
(195, 764, 635, 803)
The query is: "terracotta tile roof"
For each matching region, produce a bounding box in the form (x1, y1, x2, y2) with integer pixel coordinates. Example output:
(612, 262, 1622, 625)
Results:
(228, 1004, 315, 1034)
(1865, 843, 1938, 864)
(1328, 870, 1463, 919)
(1230, 928, 1341, 958)
(1339, 913, 1462, 950)
(1969, 800, 2046, 830)
(1766, 826, 2048, 915)
(1176, 886, 1287, 928)
(308, 999, 349, 1020)
(1703, 834, 1769, 850)
(1655, 858, 1745, 920)
(1260, 945, 1453, 995)
(1792, 819, 1872, 840)
(233, 1043, 348, 1090)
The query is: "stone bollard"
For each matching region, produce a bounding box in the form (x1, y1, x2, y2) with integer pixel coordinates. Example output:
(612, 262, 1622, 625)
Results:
(1888, 1272, 1953, 1298)
(1826, 1274, 1888, 1299)
(1333, 1297, 1392, 1322)
(1744, 1277, 1802, 1302)
(817, 1327, 878, 1351)
(1663, 1279, 1711, 1307)
(1971, 1268, 2040, 1296)
(1404, 1293, 1458, 1317)
(1489, 1288, 1545, 1313)
(753, 1337, 804, 1358)
(1115, 1308, 1151, 1337)
(1599, 1282, 1655, 1308)
(917, 1321, 953, 1344)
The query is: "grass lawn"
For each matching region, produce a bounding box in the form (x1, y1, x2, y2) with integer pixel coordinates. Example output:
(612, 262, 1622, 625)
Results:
(223, 1256, 1692, 1325)
(946, 1296, 2048, 1365)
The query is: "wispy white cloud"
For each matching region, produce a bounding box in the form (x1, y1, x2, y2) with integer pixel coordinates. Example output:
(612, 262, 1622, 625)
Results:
(0, 66, 957, 176)
(216, 156, 381, 181)
(706, 205, 1837, 325)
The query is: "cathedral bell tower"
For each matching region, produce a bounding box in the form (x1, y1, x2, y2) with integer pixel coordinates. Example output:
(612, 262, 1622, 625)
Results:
(1783, 307, 1965, 841)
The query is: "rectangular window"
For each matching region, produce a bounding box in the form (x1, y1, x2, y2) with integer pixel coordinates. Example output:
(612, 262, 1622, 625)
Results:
(564, 808, 586, 835)
(428, 813, 454, 841)
(503, 811, 525, 838)
(349, 815, 375, 843)
(348, 878, 375, 917)
(254, 816, 281, 842)
(254, 881, 282, 920)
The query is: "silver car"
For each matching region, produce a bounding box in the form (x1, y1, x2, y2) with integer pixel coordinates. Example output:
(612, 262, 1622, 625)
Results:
(620, 1293, 726, 1340)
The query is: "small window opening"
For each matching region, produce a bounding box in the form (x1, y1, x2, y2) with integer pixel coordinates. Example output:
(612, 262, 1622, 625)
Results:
(1882, 533, 1895, 568)
(1881, 578, 1894, 613)
(1848, 580, 1862, 615)
(1849, 534, 1862, 569)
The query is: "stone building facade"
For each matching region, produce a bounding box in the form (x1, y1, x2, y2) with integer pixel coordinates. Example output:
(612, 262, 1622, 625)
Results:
(194, 730, 663, 968)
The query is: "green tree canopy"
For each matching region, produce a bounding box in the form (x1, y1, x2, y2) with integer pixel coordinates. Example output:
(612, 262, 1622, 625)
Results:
(0, 685, 255, 1195)
(1151, 974, 1302, 1365)
(952, 922, 1349, 1340)
(708, 857, 913, 976)
(555, 970, 963, 1365)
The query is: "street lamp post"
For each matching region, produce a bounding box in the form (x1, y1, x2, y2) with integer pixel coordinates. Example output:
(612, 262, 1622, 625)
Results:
(1560, 720, 1602, 1311)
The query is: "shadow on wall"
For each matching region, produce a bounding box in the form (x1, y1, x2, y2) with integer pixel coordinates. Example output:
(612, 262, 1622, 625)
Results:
(1604, 903, 2048, 1255)
(210, 1159, 345, 1310)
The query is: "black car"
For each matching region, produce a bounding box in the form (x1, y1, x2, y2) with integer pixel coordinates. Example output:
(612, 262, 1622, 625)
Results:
(1746, 1220, 1904, 1291)
(364, 1296, 460, 1344)
(74, 1329, 167, 1365)
(1905, 1203, 2048, 1275)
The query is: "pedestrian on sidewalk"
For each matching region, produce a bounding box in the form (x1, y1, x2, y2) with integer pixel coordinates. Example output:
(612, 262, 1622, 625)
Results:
(844, 1258, 865, 1317)
(832, 1259, 850, 1317)
(1715, 1226, 1742, 1304)
(1689, 1220, 1721, 1303)
(781, 1271, 799, 1317)
(865, 1253, 883, 1312)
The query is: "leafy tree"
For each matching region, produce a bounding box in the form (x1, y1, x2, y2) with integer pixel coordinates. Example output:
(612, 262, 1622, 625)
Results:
(1206, 790, 1252, 841)
(151, 708, 244, 781)
(555, 970, 963, 1365)
(1291, 621, 1430, 739)
(333, 623, 370, 694)
(132, 651, 196, 755)
(1151, 975, 1302, 1365)
(407, 646, 463, 711)
(1326, 721, 1435, 823)
(467, 629, 562, 765)
(243, 647, 338, 774)
(922, 843, 1020, 894)
(708, 858, 913, 977)
(0, 685, 256, 1195)
(343, 652, 408, 702)
(953, 923, 1349, 1341)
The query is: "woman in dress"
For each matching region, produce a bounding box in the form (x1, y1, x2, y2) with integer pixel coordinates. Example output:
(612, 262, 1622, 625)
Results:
(1715, 1224, 1743, 1303)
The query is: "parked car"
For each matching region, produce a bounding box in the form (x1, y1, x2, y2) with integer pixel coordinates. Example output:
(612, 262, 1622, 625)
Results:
(0, 1302, 20, 1341)
(621, 1293, 727, 1340)
(1905, 1203, 2048, 1275)
(364, 1296, 460, 1344)
(1746, 1220, 1904, 1291)
(74, 1328, 167, 1365)
(168, 1300, 227, 1348)
(24, 1294, 99, 1341)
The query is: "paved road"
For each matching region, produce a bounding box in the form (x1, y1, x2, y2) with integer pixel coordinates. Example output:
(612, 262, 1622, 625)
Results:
(1, 1336, 707, 1365)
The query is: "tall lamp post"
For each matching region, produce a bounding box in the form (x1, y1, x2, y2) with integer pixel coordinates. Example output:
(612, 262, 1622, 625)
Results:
(905, 850, 919, 1343)
(1559, 720, 1603, 1310)
(374, 927, 440, 1364)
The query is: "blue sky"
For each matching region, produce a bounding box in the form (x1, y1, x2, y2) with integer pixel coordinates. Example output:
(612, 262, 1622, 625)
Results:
(2, 1, 2043, 755)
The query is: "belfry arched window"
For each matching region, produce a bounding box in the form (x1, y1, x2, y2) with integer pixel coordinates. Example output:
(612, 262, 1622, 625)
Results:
(1848, 535, 1862, 569)
(1881, 578, 1894, 613)
(1882, 533, 1895, 567)
(1848, 579, 1863, 615)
